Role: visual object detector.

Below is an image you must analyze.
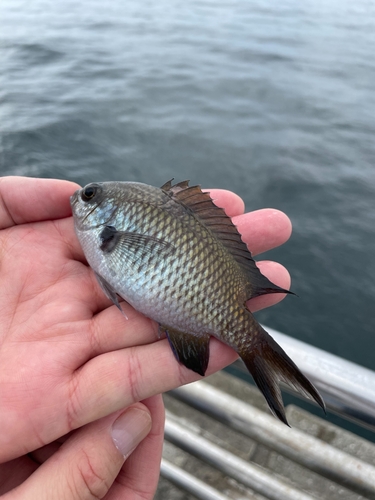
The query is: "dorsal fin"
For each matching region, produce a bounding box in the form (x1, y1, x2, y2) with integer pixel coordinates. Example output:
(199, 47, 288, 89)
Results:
(161, 180, 291, 299)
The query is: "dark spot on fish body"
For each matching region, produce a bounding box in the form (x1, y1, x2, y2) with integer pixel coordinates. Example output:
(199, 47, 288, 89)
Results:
(100, 226, 119, 253)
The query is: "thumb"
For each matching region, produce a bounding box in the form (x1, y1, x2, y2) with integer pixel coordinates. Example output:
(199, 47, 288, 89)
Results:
(7, 404, 152, 500)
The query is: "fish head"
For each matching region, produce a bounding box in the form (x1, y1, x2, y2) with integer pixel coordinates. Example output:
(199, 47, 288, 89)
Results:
(70, 182, 119, 231)
(70, 181, 167, 232)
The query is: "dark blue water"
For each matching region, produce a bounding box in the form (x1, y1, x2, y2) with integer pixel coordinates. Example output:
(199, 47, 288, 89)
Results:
(1, 0, 375, 378)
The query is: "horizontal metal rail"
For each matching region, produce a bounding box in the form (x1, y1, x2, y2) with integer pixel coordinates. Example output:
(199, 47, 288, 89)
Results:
(231, 325, 375, 432)
(170, 382, 375, 499)
(160, 459, 231, 500)
(164, 413, 319, 500)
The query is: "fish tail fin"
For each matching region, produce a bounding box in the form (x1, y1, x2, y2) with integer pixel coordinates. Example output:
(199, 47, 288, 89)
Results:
(239, 323, 325, 425)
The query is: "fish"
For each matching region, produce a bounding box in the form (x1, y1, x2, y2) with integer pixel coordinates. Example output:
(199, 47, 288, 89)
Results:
(70, 179, 325, 425)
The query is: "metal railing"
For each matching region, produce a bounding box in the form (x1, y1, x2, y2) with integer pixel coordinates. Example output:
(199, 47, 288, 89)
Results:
(163, 414, 319, 500)
(160, 325, 375, 500)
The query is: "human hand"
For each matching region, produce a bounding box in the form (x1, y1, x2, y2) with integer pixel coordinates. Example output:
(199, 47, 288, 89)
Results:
(0, 176, 291, 464)
(0, 396, 164, 499)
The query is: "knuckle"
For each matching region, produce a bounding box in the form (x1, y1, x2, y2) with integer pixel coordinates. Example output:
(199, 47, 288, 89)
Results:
(127, 348, 143, 403)
(66, 372, 84, 431)
(88, 318, 103, 355)
(74, 449, 112, 499)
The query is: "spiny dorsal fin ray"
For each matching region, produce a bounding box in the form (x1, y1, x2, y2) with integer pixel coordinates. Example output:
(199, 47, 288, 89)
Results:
(239, 323, 325, 424)
(161, 180, 291, 299)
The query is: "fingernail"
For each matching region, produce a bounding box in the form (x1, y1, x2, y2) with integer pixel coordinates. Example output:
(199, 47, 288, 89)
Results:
(112, 407, 152, 458)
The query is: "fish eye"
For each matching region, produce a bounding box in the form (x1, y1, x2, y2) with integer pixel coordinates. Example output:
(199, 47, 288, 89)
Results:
(81, 184, 99, 202)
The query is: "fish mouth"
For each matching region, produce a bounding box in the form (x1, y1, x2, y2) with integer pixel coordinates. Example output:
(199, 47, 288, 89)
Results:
(70, 188, 98, 221)
(70, 192, 78, 206)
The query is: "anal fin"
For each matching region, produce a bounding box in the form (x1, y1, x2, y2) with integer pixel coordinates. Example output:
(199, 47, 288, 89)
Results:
(239, 323, 325, 425)
(161, 325, 210, 377)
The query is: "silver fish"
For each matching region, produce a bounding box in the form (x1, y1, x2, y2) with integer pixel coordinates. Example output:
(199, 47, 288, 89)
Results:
(70, 180, 324, 424)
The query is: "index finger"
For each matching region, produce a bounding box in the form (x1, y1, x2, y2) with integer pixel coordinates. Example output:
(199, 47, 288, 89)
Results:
(0, 176, 80, 230)
(233, 209, 292, 256)
(206, 188, 245, 217)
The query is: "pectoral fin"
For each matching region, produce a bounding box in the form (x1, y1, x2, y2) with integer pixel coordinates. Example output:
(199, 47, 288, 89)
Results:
(161, 325, 210, 376)
(100, 225, 173, 257)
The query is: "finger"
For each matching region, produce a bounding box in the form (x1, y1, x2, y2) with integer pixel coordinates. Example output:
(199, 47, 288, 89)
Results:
(12, 397, 164, 500)
(206, 189, 245, 217)
(0, 177, 80, 230)
(7, 404, 152, 500)
(106, 395, 165, 500)
(247, 260, 292, 312)
(233, 209, 292, 256)
(89, 302, 159, 355)
(65, 337, 238, 433)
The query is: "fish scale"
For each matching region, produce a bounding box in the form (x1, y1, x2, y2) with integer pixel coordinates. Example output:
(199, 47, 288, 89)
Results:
(71, 179, 325, 425)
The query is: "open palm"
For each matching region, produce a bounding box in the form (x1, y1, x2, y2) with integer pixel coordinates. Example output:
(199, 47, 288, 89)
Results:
(0, 176, 292, 463)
